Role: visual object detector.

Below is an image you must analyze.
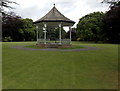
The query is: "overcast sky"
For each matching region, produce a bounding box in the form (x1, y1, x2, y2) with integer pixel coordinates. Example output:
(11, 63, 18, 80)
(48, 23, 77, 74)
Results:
(10, 0, 109, 27)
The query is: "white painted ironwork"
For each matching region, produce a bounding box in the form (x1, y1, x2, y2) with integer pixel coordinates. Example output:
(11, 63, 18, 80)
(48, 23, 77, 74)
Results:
(69, 26, 72, 44)
(44, 24, 47, 44)
(59, 23, 62, 45)
(36, 26, 38, 43)
(37, 38, 70, 44)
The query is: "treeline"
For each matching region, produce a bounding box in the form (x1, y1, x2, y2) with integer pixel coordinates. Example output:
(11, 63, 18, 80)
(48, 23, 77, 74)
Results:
(75, 1, 120, 44)
(2, 12, 36, 41)
(1, 0, 120, 43)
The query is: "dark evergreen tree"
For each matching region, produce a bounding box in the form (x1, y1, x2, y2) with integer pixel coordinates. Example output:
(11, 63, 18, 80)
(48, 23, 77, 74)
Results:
(102, 1, 120, 43)
(2, 12, 24, 41)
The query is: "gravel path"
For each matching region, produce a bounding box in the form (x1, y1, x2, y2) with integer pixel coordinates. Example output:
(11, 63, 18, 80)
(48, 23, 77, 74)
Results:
(11, 45, 101, 52)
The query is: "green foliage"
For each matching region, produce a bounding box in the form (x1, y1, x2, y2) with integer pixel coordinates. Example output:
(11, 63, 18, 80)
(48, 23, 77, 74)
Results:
(66, 28, 77, 41)
(3, 36, 12, 42)
(2, 13, 36, 41)
(2, 12, 24, 41)
(21, 18, 36, 41)
(76, 12, 105, 42)
(47, 27, 66, 40)
(102, 1, 120, 43)
(76, 1, 120, 43)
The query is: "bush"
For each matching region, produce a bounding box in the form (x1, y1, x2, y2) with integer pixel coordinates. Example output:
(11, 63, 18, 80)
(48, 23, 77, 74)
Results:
(4, 36, 12, 42)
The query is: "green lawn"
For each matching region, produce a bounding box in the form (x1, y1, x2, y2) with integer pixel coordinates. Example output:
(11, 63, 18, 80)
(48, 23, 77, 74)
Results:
(2, 42, 118, 89)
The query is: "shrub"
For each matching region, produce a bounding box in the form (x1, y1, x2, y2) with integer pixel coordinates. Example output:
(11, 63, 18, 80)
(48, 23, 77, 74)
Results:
(4, 36, 12, 42)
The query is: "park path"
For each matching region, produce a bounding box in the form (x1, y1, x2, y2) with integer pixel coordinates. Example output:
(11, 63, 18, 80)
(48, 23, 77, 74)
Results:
(11, 45, 101, 52)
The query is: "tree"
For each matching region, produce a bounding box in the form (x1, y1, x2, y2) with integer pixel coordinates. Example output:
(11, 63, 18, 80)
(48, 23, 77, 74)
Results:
(76, 12, 105, 42)
(66, 28, 77, 41)
(0, 0, 17, 14)
(2, 12, 36, 41)
(47, 27, 66, 40)
(101, 0, 119, 7)
(2, 12, 24, 41)
(21, 18, 36, 41)
(102, 1, 120, 43)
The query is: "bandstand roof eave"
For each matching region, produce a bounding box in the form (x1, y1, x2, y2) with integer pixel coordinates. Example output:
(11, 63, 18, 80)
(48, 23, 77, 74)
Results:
(34, 20, 75, 25)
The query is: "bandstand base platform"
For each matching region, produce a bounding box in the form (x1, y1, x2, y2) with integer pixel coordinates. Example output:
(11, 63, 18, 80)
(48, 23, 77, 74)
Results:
(36, 43, 72, 48)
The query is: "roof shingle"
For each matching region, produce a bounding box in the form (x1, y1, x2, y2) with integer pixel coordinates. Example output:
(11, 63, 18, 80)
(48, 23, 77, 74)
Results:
(34, 6, 75, 25)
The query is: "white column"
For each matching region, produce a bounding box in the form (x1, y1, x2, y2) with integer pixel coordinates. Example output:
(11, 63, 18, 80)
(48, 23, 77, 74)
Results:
(69, 26, 72, 44)
(36, 25, 38, 43)
(59, 23, 62, 45)
(44, 24, 47, 44)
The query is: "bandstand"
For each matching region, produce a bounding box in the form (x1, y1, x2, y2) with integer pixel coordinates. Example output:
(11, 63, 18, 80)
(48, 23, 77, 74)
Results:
(34, 4, 75, 48)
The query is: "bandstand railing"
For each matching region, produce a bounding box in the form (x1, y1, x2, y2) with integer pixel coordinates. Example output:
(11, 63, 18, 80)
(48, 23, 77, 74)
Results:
(37, 39, 70, 45)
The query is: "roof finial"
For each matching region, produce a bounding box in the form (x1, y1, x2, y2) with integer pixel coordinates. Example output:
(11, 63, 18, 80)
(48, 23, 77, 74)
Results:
(53, 3, 55, 7)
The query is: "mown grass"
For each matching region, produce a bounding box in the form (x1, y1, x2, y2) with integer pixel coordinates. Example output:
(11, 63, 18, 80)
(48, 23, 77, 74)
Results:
(2, 42, 118, 89)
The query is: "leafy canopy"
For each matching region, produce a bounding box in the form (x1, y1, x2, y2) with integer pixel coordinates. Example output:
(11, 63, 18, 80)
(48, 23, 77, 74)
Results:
(77, 12, 105, 42)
